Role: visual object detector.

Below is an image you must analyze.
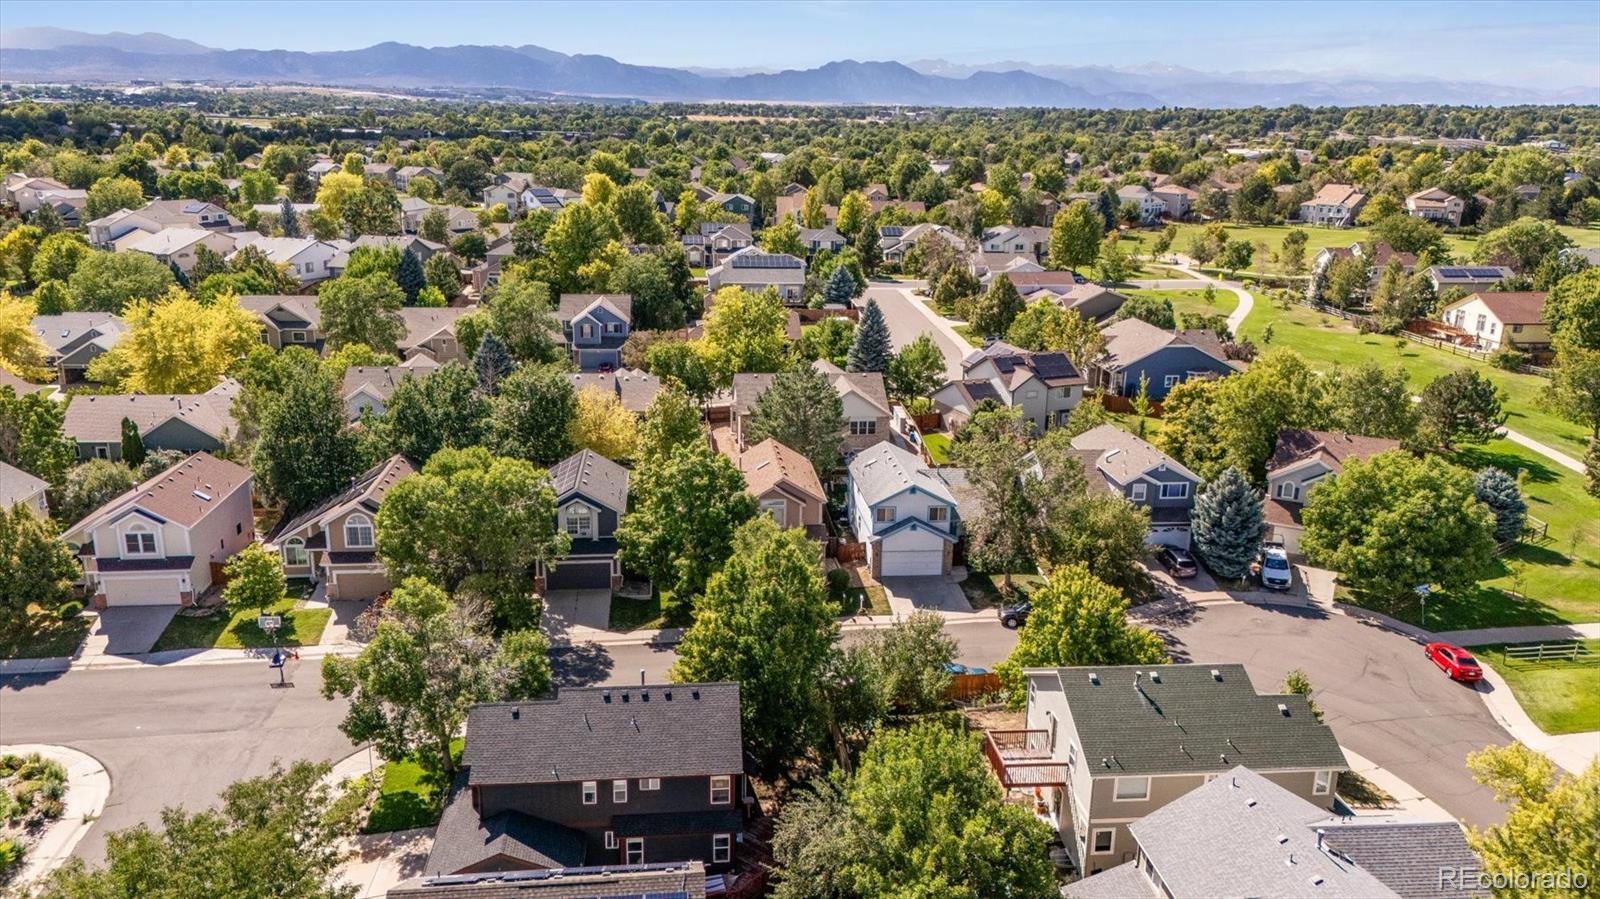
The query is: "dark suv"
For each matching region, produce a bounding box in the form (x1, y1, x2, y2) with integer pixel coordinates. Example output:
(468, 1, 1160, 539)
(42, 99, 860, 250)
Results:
(1155, 545, 1199, 578)
(999, 600, 1032, 629)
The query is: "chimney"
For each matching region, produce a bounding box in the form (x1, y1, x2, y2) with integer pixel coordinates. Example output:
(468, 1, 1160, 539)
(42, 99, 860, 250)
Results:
(640, 669, 646, 686)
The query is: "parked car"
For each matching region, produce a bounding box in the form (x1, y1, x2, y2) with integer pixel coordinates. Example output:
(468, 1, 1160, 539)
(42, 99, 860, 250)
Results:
(945, 662, 989, 676)
(999, 600, 1032, 629)
(1255, 545, 1293, 591)
(1156, 545, 1198, 578)
(1425, 642, 1483, 683)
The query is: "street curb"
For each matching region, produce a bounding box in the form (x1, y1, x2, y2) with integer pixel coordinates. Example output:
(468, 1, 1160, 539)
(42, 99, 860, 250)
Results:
(1, 643, 362, 677)
(0, 743, 112, 885)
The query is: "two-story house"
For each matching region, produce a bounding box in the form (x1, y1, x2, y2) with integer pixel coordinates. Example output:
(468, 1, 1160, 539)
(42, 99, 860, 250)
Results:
(482, 173, 535, 214)
(348, 234, 448, 264)
(847, 440, 959, 577)
(1298, 183, 1367, 227)
(1438, 291, 1550, 352)
(341, 360, 439, 421)
(119, 227, 244, 275)
(682, 222, 754, 269)
(990, 663, 1346, 878)
(706, 247, 806, 305)
(1, 461, 50, 518)
(397, 307, 474, 365)
(798, 226, 846, 258)
(1405, 187, 1465, 227)
(1071, 424, 1199, 548)
(1150, 184, 1197, 220)
(62, 452, 255, 607)
(426, 683, 748, 875)
(535, 449, 629, 592)
(556, 294, 632, 372)
(936, 342, 1086, 434)
(1065, 766, 1479, 898)
(395, 166, 445, 192)
(706, 192, 757, 226)
(1115, 185, 1166, 224)
(1265, 429, 1401, 554)
(1426, 265, 1517, 293)
(32, 312, 127, 387)
(231, 237, 341, 287)
(86, 199, 239, 249)
(1092, 319, 1239, 402)
(568, 369, 663, 416)
(980, 225, 1052, 261)
(62, 382, 240, 462)
(237, 295, 325, 351)
(880, 223, 965, 266)
(725, 438, 828, 539)
(268, 455, 415, 601)
(730, 361, 891, 457)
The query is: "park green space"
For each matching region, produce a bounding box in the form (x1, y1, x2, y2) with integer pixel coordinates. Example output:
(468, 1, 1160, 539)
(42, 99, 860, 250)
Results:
(1469, 641, 1600, 735)
(1124, 287, 1239, 321)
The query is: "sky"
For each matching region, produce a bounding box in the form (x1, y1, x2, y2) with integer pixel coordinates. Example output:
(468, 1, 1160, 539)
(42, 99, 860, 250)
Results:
(3, 0, 1599, 90)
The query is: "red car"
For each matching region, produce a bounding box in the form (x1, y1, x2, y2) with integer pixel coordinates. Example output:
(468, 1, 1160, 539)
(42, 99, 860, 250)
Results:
(1425, 642, 1483, 683)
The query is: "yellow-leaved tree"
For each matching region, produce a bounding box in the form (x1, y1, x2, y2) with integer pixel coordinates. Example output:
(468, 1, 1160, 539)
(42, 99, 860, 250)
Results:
(569, 387, 638, 460)
(0, 290, 51, 379)
(120, 289, 262, 394)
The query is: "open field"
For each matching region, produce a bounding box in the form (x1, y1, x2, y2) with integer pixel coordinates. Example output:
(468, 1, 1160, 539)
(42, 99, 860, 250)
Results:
(1471, 641, 1600, 735)
(1124, 287, 1239, 321)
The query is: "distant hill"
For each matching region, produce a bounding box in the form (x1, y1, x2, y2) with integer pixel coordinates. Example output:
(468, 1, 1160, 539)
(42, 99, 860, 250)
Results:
(0, 29, 1590, 107)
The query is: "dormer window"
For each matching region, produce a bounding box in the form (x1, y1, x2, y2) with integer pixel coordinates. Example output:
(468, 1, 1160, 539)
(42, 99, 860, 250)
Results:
(344, 513, 375, 549)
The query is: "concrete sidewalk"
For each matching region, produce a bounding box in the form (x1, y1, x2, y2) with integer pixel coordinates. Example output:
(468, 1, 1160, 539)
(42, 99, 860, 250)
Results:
(1436, 621, 1600, 647)
(1338, 746, 1453, 822)
(1473, 663, 1600, 775)
(0, 642, 361, 676)
(1498, 426, 1584, 475)
(1, 743, 111, 885)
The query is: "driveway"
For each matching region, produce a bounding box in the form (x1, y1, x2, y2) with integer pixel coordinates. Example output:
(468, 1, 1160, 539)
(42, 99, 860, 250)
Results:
(879, 576, 973, 614)
(861, 283, 968, 380)
(93, 606, 179, 656)
(1136, 601, 1512, 826)
(541, 590, 612, 641)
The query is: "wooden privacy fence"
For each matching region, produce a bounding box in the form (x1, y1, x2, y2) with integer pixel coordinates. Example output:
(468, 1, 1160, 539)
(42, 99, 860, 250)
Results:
(832, 540, 867, 564)
(946, 672, 1003, 702)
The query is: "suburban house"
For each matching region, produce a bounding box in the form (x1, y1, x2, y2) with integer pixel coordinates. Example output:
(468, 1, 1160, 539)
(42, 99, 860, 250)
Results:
(32, 312, 127, 387)
(349, 234, 448, 264)
(394, 165, 445, 191)
(482, 173, 534, 213)
(62, 381, 240, 462)
(990, 663, 1347, 878)
(399, 196, 436, 233)
(1426, 265, 1517, 293)
(521, 185, 579, 214)
(1405, 187, 1465, 227)
(730, 360, 891, 456)
(397, 307, 474, 365)
(5, 174, 68, 212)
(118, 227, 242, 274)
(1115, 185, 1166, 223)
(936, 342, 1085, 434)
(426, 683, 748, 876)
(706, 247, 806, 304)
(1438, 291, 1550, 352)
(86, 199, 238, 249)
(1264, 429, 1401, 554)
(706, 191, 757, 225)
(1, 461, 50, 517)
(1298, 183, 1367, 227)
(987, 269, 1084, 297)
(1065, 766, 1479, 899)
(268, 455, 415, 601)
(1311, 241, 1418, 290)
(556, 293, 632, 372)
(980, 225, 1051, 260)
(568, 369, 662, 416)
(880, 222, 964, 265)
(62, 452, 255, 607)
(1053, 283, 1131, 322)
(846, 440, 959, 577)
(1070, 424, 1199, 548)
(726, 437, 827, 539)
(342, 361, 439, 420)
(535, 449, 629, 592)
(799, 226, 846, 257)
(232, 237, 341, 287)
(682, 222, 754, 268)
(1150, 184, 1197, 219)
(238, 295, 326, 351)
(389, 862, 709, 899)
(1091, 318, 1238, 401)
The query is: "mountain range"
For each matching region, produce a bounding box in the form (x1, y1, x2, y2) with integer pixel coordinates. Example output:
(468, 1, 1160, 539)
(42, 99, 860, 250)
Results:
(1, 28, 1592, 108)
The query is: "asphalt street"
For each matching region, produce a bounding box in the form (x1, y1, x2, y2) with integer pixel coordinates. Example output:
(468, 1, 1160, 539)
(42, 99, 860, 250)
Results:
(1140, 601, 1513, 826)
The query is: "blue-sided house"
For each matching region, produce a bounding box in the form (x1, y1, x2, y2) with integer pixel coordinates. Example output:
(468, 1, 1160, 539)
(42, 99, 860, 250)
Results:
(847, 441, 959, 578)
(557, 294, 632, 372)
(1091, 318, 1240, 401)
(536, 449, 629, 591)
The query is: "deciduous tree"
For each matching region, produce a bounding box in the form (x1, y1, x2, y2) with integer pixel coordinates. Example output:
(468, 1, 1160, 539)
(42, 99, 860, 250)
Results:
(616, 440, 756, 604)
(1464, 743, 1599, 895)
(318, 273, 406, 354)
(702, 286, 788, 383)
(67, 250, 175, 313)
(487, 363, 574, 465)
(117, 289, 261, 394)
(570, 386, 638, 460)
(887, 334, 946, 402)
(252, 349, 362, 513)
(384, 362, 491, 464)
(222, 542, 286, 611)
(0, 504, 80, 624)
(1418, 369, 1507, 450)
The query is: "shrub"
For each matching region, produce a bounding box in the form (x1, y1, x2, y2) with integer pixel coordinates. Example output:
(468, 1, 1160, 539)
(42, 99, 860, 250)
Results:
(826, 567, 851, 601)
(1491, 347, 1528, 371)
(56, 600, 84, 621)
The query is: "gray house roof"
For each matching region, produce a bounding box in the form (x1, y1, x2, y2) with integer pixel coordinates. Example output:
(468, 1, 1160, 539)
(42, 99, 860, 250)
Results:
(1040, 664, 1347, 777)
(1070, 424, 1198, 485)
(1, 461, 49, 509)
(556, 293, 633, 325)
(464, 683, 742, 786)
(849, 440, 956, 507)
(426, 776, 586, 876)
(1317, 820, 1481, 899)
(547, 449, 629, 514)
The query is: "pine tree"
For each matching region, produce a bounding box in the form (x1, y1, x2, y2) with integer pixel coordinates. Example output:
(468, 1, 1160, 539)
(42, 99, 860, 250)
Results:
(1190, 466, 1266, 579)
(396, 248, 426, 305)
(848, 298, 892, 373)
(1474, 466, 1527, 543)
(473, 332, 515, 396)
(119, 417, 146, 468)
(279, 198, 301, 238)
(856, 217, 882, 275)
(822, 265, 856, 306)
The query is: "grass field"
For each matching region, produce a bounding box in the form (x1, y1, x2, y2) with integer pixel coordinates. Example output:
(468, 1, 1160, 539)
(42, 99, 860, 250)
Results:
(364, 739, 463, 834)
(151, 597, 331, 652)
(1470, 641, 1600, 735)
(1124, 287, 1238, 322)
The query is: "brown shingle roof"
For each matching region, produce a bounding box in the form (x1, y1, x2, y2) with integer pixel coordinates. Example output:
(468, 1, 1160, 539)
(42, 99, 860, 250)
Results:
(1267, 429, 1402, 475)
(1468, 291, 1547, 326)
(63, 383, 239, 444)
(737, 438, 824, 504)
(68, 452, 251, 534)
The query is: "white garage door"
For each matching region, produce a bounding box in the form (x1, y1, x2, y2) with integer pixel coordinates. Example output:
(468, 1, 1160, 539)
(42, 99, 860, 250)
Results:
(881, 550, 943, 577)
(102, 575, 185, 606)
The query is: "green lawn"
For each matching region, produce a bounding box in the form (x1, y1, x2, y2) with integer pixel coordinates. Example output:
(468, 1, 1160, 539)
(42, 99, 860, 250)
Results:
(150, 597, 331, 652)
(0, 607, 92, 660)
(952, 323, 983, 348)
(608, 593, 666, 631)
(1124, 287, 1239, 321)
(1470, 641, 1600, 735)
(364, 739, 463, 834)
(960, 572, 1047, 611)
(922, 432, 954, 465)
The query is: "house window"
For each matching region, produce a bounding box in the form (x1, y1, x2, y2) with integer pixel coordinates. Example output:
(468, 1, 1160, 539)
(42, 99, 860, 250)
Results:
(1091, 828, 1115, 854)
(1275, 482, 1300, 502)
(605, 831, 617, 849)
(850, 419, 877, 436)
(927, 506, 949, 523)
(1512, 324, 1523, 333)
(1476, 313, 1487, 332)
(1113, 776, 1150, 801)
(344, 513, 375, 549)
(640, 777, 660, 791)
(1159, 483, 1189, 500)
(874, 507, 896, 523)
(1314, 770, 1333, 796)
(581, 324, 594, 339)
(95, 445, 110, 460)
(122, 525, 158, 557)
(1163, 374, 1180, 389)
(712, 833, 732, 864)
(625, 838, 644, 864)
(289, 331, 307, 343)
(283, 537, 308, 566)
(613, 780, 628, 803)
(607, 322, 621, 333)
(710, 775, 732, 804)
(581, 781, 598, 804)
(760, 498, 786, 523)
(1130, 483, 1147, 502)
(565, 505, 592, 538)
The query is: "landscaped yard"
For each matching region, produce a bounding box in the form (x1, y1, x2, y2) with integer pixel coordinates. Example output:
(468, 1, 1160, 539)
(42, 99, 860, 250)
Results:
(0, 607, 92, 660)
(608, 592, 666, 631)
(1124, 286, 1239, 322)
(922, 432, 954, 465)
(959, 572, 1047, 611)
(150, 597, 331, 652)
(364, 739, 463, 834)
(1469, 641, 1600, 735)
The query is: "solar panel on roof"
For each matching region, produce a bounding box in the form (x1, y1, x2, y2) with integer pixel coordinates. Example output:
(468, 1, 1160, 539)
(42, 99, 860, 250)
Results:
(1468, 268, 1506, 278)
(880, 225, 905, 237)
(731, 253, 803, 269)
(1437, 267, 1468, 278)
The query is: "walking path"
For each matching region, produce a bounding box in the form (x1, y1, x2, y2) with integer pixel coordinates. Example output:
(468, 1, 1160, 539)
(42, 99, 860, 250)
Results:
(1497, 426, 1585, 474)
(0, 744, 111, 885)
(1433, 621, 1600, 647)
(1134, 255, 1257, 335)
